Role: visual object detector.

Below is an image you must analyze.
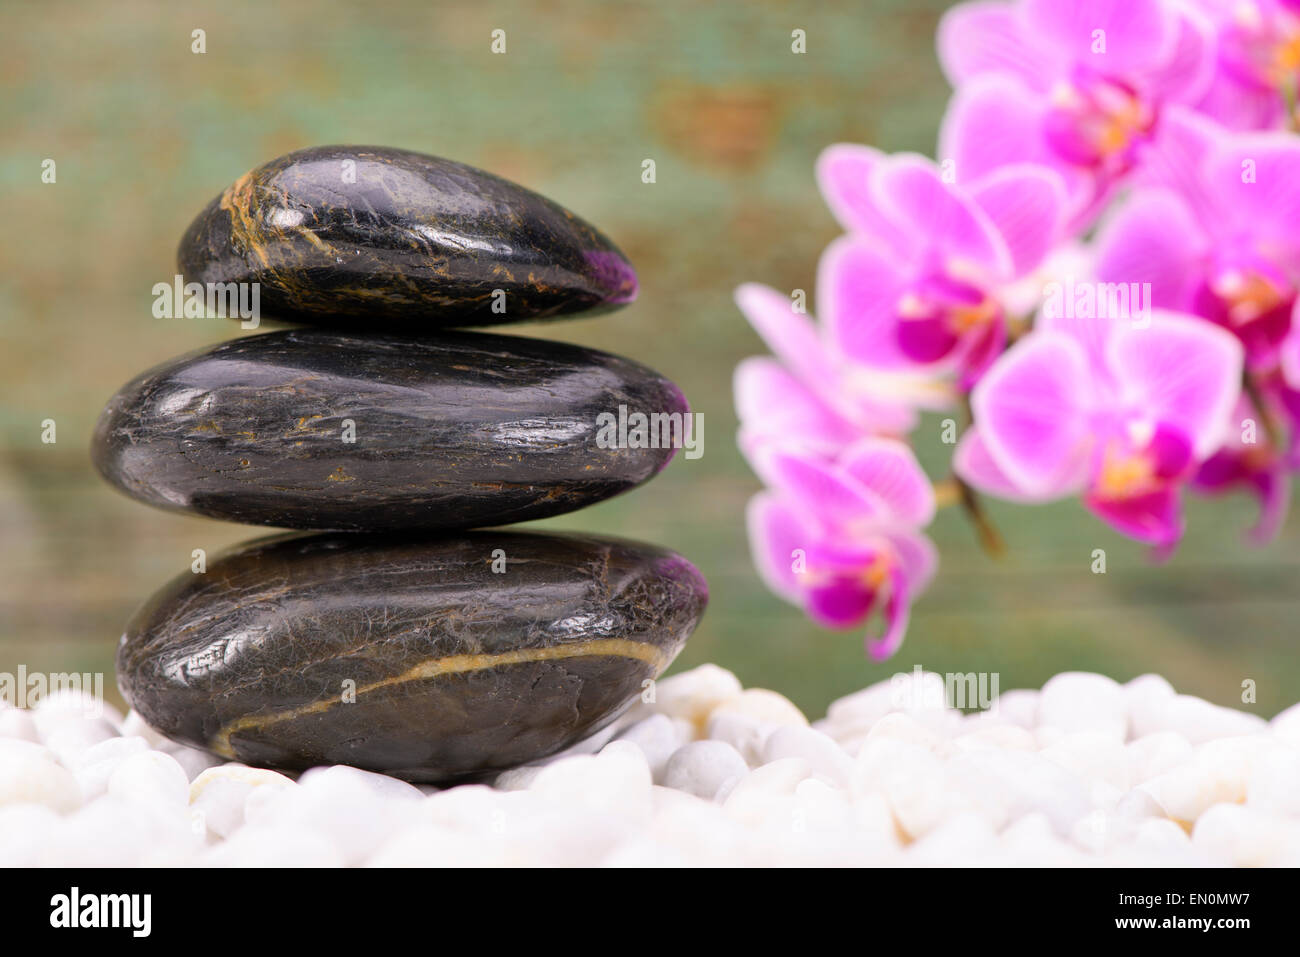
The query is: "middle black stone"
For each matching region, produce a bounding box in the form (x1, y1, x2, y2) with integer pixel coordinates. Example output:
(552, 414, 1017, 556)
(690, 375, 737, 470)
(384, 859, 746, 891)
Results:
(92, 329, 686, 531)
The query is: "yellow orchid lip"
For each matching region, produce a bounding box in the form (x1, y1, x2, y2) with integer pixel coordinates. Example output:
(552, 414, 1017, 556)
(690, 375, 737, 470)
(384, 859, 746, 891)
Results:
(1092, 92, 1153, 159)
(1270, 29, 1300, 80)
(1211, 268, 1289, 325)
(801, 550, 892, 591)
(896, 287, 998, 333)
(1095, 441, 1159, 501)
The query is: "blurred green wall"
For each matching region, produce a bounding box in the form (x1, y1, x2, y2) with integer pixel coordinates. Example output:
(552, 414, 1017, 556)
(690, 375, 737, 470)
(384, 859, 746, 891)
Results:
(2, 0, 1296, 717)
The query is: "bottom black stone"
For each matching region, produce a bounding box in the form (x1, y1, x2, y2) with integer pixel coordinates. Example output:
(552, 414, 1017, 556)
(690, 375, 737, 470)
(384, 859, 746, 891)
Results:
(117, 530, 707, 783)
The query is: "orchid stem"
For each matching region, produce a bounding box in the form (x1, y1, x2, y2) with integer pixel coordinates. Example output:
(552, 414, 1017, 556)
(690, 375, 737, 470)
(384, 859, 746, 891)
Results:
(955, 474, 1006, 558)
(948, 393, 1007, 557)
(933, 478, 960, 509)
(1243, 371, 1283, 451)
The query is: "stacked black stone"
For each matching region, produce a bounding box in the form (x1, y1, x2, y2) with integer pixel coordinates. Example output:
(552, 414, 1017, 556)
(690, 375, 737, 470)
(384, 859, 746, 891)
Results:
(93, 147, 707, 783)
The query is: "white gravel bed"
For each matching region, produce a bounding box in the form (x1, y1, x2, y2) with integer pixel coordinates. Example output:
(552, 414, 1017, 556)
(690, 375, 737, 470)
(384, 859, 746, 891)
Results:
(3, 665, 1299, 866)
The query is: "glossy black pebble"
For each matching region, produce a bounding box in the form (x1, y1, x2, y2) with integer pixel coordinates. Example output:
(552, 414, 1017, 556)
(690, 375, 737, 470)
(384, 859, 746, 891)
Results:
(177, 145, 637, 329)
(117, 530, 708, 782)
(91, 329, 687, 531)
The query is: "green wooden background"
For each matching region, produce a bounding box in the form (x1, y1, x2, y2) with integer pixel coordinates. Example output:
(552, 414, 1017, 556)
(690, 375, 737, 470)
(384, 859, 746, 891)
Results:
(2, 0, 1296, 717)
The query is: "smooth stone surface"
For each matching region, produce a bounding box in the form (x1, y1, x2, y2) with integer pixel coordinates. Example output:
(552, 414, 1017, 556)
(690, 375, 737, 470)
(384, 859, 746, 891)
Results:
(92, 330, 686, 531)
(177, 145, 637, 329)
(117, 530, 707, 783)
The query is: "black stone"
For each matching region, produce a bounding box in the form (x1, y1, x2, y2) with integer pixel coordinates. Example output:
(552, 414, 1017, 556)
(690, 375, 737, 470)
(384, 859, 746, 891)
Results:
(117, 531, 707, 782)
(177, 145, 637, 329)
(92, 329, 687, 531)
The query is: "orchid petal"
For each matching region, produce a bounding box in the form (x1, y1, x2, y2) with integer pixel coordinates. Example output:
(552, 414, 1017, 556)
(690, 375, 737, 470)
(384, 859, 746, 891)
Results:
(1281, 305, 1300, 389)
(748, 447, 887, 532)
(1248, 469, 1290, 545)
(1205, 132, 1300, 252)
(866, 564, 911, 661)
(971, 331, 1094, 495)
(1085, 486, 1185, 547)
(734, 357, 859, 457)
(954, 427, 1080, 502)
(1093, 187, 1209, 311)
(939, 74, 1095, 218)
(1108, 312, 1243, 459)
(1144, 4, 1218, 104)
(936, 1, 1054, 88)
(839, 437, 937, 527)
(869, 153, 1013, 278)
(968, 164, 1068, 277)
(806, 577, 879, 630)
(1193, 67, 1285, 132)
(816, 143, 911, 248)
(735, 283, 835, 385)
(745, 492, 813, 603)
(1021, 0, 1176, 74)
(885, 529, 939, 594)
(1136, 106, 1226, 226)
(817, 235, 915, 369)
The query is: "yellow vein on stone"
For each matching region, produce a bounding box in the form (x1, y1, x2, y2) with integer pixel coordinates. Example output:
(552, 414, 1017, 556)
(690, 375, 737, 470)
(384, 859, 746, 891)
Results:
(208, 638, 666, 758)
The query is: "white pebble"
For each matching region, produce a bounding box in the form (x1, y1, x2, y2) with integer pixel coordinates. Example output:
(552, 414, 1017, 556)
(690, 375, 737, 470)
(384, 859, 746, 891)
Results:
(710, 689, 807, 729)
(866, 712, 944, 752)
(0, 707, 38, 742)
(72, 735, 150, 801)
(1146, 694, 1267, 745)
(1125, 731, 1193, 785)
(948, 749, 1089, 835)
(1037, 672, 1127, 741)
(762, 725, 853, 786)
(854, 739, 957, 840)
(201, 824, 344, 867)
(1272, 701, 1300, 747)
(0, 740, 81, 813)
(1245, 747, 1300, 817)
(1041, 731, 1129, 790)
(530, 745, 653, 821)
(987, 689, 1039, 729)
(626, 663, 743, 731)
(118, 710, 171, 749)
(108, 750, 190, 808)
(614, 714, 692, 783)
(189, 764, 297, 839)
(32, 688, 123, 731)
(662, 741, 748, 801)
(1, 666, 1296, 866)
(0, 804, 61, 866)
(947, 723, 1035, 754)
(493, 764, 544, 791)
(246, 766, 421, 865)
(705, 710, 768, 766)
(162, 742, 224, 781)
(1192, 803, 1300, 867)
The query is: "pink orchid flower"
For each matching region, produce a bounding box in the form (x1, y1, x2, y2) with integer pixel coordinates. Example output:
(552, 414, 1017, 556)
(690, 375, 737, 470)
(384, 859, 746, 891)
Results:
(1095, 108, 1300, 370)
(816, 146, 1067, 388)
(733, 283, 943, 458)
(955, 310, 1243, 552)
(1192, 391, 1292, 542)
(1191, 0, 1300, 130)
(745, 438, 938, 660)
(938, 0, 1216, 226)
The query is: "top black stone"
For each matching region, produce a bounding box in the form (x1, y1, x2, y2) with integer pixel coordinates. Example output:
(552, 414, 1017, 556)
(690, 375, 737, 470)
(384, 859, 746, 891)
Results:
(177, 145, 638, 330)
